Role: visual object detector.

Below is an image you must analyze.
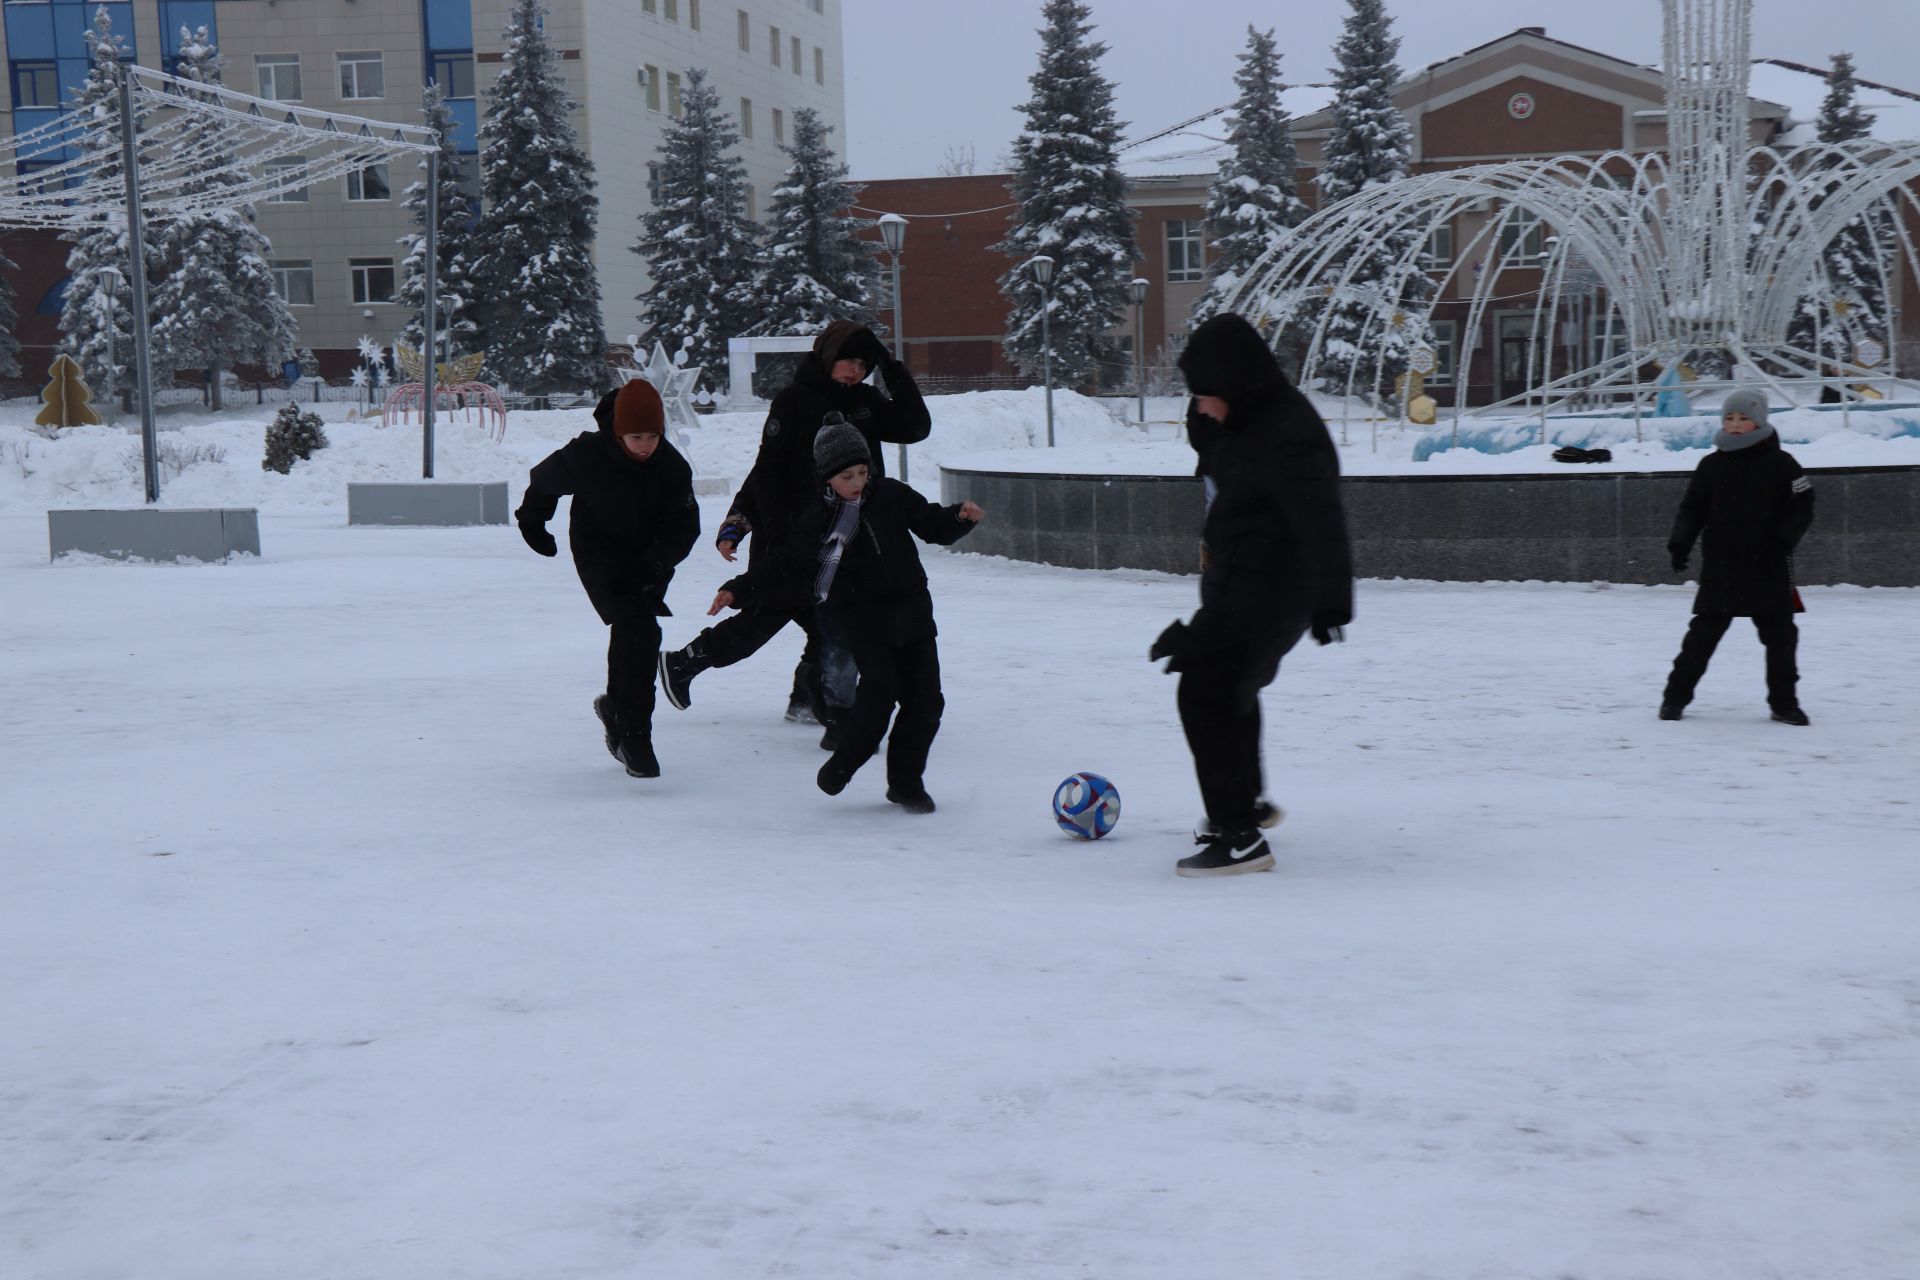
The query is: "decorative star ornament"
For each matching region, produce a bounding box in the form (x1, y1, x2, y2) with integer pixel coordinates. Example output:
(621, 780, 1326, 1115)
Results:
(634, 340, 703, 436)
(356, 335, 381, 363)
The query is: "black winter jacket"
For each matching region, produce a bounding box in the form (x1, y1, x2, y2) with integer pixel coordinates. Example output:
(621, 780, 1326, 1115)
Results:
(1668, 432, 1814, 616)
(1177, 316, 1354, 656)
(516, 388, 701, 624)
(728, 345, 932, 562)
(722, 477, 974, 648)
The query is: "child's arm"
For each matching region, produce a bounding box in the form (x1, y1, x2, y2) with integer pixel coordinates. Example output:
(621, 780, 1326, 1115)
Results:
(1667, 465, 1710, 571)
(514, 448, 573, 557)
(1781, 460, 1814, 552)
(639, 485, 701, 587)
(715, 477, 757, 563)
(710, 508, 827, 614)
(900, 482, 984, 546)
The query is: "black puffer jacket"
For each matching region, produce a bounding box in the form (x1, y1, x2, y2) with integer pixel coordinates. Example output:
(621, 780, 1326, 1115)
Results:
(728, 323, 932, 562)
(516, 388, 701, 624)
(722, 477, 975, 647)
(1668, 431, 1814, 616)
(1176, 315, 1354, 652)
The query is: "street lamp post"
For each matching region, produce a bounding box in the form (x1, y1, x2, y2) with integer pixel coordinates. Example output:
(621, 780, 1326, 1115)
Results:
(97, 265, 123, 425)
(1128, 277, 1149, 424)
(877, 212, 908, 481)
(1029, 254, 1055, 446)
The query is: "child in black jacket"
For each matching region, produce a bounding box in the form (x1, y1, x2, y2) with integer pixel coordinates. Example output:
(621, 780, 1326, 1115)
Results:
(515, 379, 700, 777)
(708, 422, 983, 812)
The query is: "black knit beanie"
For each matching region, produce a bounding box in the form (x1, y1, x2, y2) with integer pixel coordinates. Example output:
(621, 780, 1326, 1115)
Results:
(813, 417, 871, 479)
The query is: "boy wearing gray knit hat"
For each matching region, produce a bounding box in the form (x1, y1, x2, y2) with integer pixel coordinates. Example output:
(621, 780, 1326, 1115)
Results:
(1659, 391, 1816, 725)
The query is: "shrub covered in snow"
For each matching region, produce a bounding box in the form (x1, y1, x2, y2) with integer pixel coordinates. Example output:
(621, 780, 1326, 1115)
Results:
(262, 404, 329, 474)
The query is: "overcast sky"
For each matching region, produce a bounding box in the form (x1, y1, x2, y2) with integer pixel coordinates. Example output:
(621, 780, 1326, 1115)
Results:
(839, 0, 1920, 179)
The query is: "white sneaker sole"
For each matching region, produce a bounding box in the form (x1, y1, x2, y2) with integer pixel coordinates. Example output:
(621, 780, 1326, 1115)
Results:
(1176, 851, 1276, 878)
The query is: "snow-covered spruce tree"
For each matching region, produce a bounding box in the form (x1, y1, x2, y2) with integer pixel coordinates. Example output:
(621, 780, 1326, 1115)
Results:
(147, 28, 297, 411)
(1193, 26, 1311, 337)
(58, 10, 150, 404)
(994, 0, 1139, 388)
(634, 68, 761, 390)
(1785, 53, 1886, 377)
(262, 402, 328, 473)
(0, 244, 21, 380)
(1310, 0, 1433, 394)
(750, 108, 879, 336)
(469, 0, 607, 396)
(398, 82, 481, 362)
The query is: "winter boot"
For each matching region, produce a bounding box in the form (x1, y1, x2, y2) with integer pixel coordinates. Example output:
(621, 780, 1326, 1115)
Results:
(1770, 705, 1810, 726)
(785, 662, 821, 725)
(1659, 701, 1684, 721)
(817, 758, 854, 796)
(886, 784, 937, 814)
(592, 695, 621, 758)
(657, 637, 711, 711)
(1194, 799, 1284, 842)
(615, 735, 660, 778)
(1176, 827, 1275, 878)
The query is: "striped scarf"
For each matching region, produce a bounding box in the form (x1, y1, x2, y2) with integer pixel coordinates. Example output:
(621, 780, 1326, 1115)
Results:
(814, 491, 864, 602)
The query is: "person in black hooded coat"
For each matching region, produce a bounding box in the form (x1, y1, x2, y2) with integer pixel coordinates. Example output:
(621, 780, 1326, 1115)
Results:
(1660, 389, 1815, 724)
(515, 379, 700, 777)
(1151, 313, 1354, 878)
(657, 320, 932, 728)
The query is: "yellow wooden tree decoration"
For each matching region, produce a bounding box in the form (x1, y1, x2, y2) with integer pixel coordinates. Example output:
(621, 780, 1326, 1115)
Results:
(36, 354, 102, 427)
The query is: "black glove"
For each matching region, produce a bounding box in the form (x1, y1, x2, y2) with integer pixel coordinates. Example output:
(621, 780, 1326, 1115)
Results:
(1670, 549, 1688, 574)
(845, 328, 892, 370)
(1149, 620, 1189, 662)
(518, 521, 557, 557)
(1310, 610, 1350, 646)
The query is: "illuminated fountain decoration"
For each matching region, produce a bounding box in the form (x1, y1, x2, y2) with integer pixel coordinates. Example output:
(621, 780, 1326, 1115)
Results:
(1225, 0, 1920, 425)
(383, 347, 508, 442)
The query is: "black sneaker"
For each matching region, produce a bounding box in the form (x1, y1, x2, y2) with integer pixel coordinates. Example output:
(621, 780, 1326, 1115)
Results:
(614, 737, 659, 778)
(785, 695, 821, 725)
(886, 786, 937, 814)
(592, 695, 621, 758)
(1194, 799, 1284, 841)
(817, 759, 853, 796)
(1176, 828, 1275, 878)
(1659, 702, 1684, 721)
(658, 647, 697, 711)
(1770, 706, 1810, 726)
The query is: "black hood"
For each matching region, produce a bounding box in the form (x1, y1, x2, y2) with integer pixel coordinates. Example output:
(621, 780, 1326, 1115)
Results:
(1178, 314, 1292, 411)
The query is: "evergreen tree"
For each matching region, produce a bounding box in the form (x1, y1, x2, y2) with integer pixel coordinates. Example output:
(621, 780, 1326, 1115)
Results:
(1193, 27, 1311, 331)
(751, 108, 879, 336)
(398, 82, 482, 362)
(994, 0, 1139, 388)
(58, 10, 148, 403)
(634, 68, 762, 389)
(1786, 52, 1886, 374)
(470, 0, 607, 395)
(147, 28, 296, 410)
(0, 244, 21, 380)
(1310, 0, 1433, 393)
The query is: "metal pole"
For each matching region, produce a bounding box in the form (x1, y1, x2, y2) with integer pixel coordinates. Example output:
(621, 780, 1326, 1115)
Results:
(1041, 284, 1054, 447)
(116, 72, 159, 504)
(422, 150, 439, 479)
(1134, 297, 1146, 423)
(889, 250, 906, 482)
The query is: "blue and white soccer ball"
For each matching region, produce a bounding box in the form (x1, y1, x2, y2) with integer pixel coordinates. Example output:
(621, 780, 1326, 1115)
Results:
(1053, 772, 1121, 840)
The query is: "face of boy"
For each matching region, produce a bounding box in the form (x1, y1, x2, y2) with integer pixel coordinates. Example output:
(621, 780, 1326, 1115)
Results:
(619, 431, 661, 460)
(828, 463, 869, 500)
(1722, 412, 1759, 435)
(1194, 395, 1230, 424)
(830, 358, 870, 386)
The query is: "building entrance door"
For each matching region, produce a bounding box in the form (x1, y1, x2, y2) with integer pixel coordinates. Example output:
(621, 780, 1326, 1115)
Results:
(1496, 311, 1547, 403)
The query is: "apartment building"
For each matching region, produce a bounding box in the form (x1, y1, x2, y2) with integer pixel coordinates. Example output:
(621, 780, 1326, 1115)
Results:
(0, 0, 846, 373)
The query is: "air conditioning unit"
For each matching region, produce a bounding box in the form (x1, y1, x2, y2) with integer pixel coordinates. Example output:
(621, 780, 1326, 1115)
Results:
(636, 67, 650, 88)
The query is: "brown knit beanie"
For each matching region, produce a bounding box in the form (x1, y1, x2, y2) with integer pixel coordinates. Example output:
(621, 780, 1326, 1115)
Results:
(613, 379, 665, 437)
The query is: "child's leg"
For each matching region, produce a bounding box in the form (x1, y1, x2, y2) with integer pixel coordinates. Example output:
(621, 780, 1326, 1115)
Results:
(813, 605, 860, 716)
(1751, 612, 1800, 711)
(1177, 641, 1264, 830)
(823, 639, 901, 782)
(608, 615, 662, 745)
(883, 637, 945, 792)
(1662, 611, 1733, 707)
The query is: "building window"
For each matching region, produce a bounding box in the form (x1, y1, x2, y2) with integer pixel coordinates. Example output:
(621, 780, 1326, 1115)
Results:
(1165, 219, 1204, 283)
(740, 96, 752, 139)
(666, 70, 683, 118)
(1427, 319, 1457, 384)
(769, 25, 780, 66)
(1424, 223, 1454, 267)
(737, 9, 749, 51)
(772, 107, 783, 143)
(264, 157, 308, 203)
(256, 53, 301, 102)
(641, 0, 655, 12)
(809, 0, 823, 11)
(1497, 208, 1546, 263)
(663, 0, 677, 19)
(10, 61, 58, 108)
(647, 162, 661, 206)
(350, 258, 396, 305)
(790, 35, 800, 75)
(430, 52, 475, 98)
(745, 183, 755, 221)
(346, 162, 391, 202)
(688, 0, 699, 29)
(271, 261, 315, 306)
(337, 51, 383, 100)
(643, 64, 661, 112)
(813, 46, 823, 85)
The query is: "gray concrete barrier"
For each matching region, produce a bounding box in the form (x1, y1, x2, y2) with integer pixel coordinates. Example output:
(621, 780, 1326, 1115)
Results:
(940, 464, 1920, 587)
(48, 507, 261, 563)
(347, 481, 509, 527)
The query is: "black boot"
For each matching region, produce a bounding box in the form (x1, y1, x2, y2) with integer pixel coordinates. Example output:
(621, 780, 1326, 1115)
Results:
(1176, 828, 1275, 878)
(886, 784, 937, 814)
(786, 662, 821, 725)
(1659, 701, 1684, 720)
(658, 636, 711, 711)
(592, 696, 621, 758)
(615, 735, 660, 778)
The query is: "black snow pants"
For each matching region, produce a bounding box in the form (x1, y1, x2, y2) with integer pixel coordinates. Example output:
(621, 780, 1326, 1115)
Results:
(824, 634, 944, 790)
(1662, 610, 1799, 711)
(1177, 627, 1304, 831)
(607, 615, 661, 745)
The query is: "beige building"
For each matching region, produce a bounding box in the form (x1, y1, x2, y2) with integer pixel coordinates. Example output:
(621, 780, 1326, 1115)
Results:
(1, 0, 846, 367)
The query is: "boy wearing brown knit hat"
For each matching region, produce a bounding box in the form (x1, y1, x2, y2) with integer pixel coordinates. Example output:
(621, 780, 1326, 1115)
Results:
(515, 378, 700, 777)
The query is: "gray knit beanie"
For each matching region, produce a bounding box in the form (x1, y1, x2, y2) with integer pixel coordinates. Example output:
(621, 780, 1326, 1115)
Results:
(813, 416, 872, 479)
(1721, 389, 1770, 429)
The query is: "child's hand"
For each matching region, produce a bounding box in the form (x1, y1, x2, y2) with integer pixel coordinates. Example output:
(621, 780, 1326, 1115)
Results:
(708, 589, 736, 616)
(717, 539, 738, 562)
(958, 501, 985, 523)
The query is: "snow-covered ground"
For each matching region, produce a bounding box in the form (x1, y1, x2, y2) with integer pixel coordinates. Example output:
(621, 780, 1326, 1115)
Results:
(3, 393, 1917, 1277)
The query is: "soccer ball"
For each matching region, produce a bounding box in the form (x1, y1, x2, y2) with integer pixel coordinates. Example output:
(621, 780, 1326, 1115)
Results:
(1053, 772, 1121, 840)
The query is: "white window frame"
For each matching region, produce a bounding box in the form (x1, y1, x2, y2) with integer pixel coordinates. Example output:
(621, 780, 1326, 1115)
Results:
(1165, 219, 1204, 283)
(663, 0, 678, 19)
(737, 9, 750, 51)
(644, 64, 661, 112)
(667, 71, 683, 118)
(769, 24, 781, 66)
(1497, 208, 1547, 264)
(350, 258, 397, 305)
(740, 97, 752, 139)
(337, 50, 384, 101)
(814, 46, 823, 85)
(688, 0, 699, 30)
(790, 35, 801, 75)
(772, 107, 784, 143)
(345, 162, 392, 203)
(271, 260, 315, 306)
(264, 157, 309, 203)
(255, 53, 301, 103)
(1426, 319, 1458, 384)
(1424, 223, 1454, 268)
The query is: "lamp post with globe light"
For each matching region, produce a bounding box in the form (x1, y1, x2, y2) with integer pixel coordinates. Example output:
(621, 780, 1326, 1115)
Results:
(1029, 254, 1055, 446)
(877, 212, 909, 480)
(1128, 277, 1150, 423)
(97, 265, 123, 424)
